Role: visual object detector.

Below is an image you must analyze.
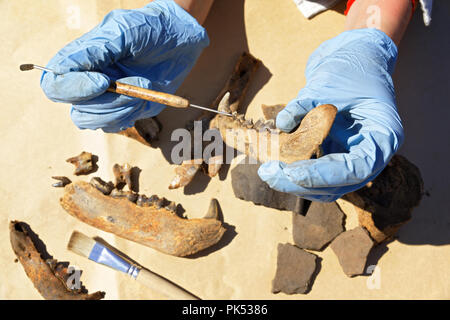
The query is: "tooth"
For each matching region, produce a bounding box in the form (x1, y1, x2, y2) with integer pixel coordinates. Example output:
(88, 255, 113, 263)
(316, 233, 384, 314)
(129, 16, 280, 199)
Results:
(155, 197, 167, 209)
(218, 92, 231, 113)
(52, 176, 72, 188)
(203, 199, 220, 220)
(243, 119, 253, 128)
(237, 114, 245, 122)
(66, 151, 97, 176)
(137, 194, 148, 207)
(254, 119, 265, 129)
(89, 177, 114, 195)
(113, 163, 133, 191)
(165, 201, 177, 213)
(148, 195, 159, 205)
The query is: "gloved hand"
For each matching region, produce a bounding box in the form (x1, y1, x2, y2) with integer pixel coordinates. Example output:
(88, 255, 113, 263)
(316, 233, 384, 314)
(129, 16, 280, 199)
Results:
(41, 0, 209, 133)
(258, 29, 404, 202)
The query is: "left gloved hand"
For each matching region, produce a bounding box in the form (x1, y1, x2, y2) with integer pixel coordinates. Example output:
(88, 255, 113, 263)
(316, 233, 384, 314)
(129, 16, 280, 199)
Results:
(258, 28, 404, 202)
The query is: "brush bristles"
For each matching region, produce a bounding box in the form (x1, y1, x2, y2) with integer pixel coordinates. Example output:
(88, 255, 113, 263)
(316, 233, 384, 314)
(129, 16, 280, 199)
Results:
(20, 64, 35, 71)
(67, 231, 97, 258)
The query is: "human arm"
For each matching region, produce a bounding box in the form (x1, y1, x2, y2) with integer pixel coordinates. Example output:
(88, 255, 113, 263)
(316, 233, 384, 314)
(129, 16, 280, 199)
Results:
(257, 0, 414, 202)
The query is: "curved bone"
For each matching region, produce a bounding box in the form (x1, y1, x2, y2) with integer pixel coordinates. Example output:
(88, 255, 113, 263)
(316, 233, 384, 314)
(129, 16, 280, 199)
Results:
(168, 160, 202, 190)
(204, 199, 220, 220)
(113, 163, 133, 190)
(210, 102, 337, 164)
(52, 176, 72, 188)
(10, 221, 105, 300)
(60, 181, 226, 257)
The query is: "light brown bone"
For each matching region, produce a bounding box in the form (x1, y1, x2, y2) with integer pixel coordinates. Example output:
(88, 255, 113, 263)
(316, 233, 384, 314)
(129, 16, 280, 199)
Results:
(168, 160, 202, 190)
(66, 151, 97, 175)
(117, 117, 161, 147)
(210, 94, 337, 164)
(113, 163, 133, 190)
(60, 181, 226, 257)
(10, 221, 105, 300)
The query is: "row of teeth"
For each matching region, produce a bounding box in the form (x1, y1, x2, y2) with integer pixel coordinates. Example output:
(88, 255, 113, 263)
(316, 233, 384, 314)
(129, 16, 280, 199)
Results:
(90, 177, 178, 213)
(231, 112, 280, 133)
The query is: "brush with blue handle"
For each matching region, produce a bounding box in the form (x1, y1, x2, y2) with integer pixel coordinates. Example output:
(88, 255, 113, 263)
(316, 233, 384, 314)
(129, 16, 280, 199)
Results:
(67, 231, 199, 300)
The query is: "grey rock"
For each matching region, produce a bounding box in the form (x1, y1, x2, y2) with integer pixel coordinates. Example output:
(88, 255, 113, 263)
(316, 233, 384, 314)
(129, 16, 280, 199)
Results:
(272, 243, 318, 294)
(231, 158, 305, 214)
(330, 227, 374, 277)
(293, 201, 345, 251)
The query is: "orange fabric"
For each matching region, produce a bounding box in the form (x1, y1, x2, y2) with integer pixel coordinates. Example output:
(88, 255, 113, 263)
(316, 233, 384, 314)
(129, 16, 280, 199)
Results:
(344, 0, 417, 16)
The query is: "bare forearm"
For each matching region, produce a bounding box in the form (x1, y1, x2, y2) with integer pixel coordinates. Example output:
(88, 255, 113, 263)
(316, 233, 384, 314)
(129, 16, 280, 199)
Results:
(173, 0, 214, 25)
(345, 0, 412, 46)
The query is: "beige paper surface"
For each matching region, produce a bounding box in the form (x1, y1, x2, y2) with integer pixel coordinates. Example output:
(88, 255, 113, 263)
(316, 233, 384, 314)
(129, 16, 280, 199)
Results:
(1, 0, 449, 300)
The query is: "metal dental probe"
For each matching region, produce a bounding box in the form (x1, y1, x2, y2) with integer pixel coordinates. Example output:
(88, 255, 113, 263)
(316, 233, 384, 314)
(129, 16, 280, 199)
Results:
(20, 64, 233, 117)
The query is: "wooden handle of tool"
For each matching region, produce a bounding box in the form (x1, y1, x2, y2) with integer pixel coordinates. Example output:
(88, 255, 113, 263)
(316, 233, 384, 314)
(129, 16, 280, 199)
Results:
(136, 268, 200, 300)
(108, 82, 190, 109)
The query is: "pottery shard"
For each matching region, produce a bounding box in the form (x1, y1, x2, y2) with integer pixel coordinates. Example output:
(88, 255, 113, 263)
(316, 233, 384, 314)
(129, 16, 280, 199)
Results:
(330, 227, 374, 277)
(272, 243, 318, 295)
(293, 201, 345, 251)
(344, 155, 424, 243)
(231, 158, 305, 214)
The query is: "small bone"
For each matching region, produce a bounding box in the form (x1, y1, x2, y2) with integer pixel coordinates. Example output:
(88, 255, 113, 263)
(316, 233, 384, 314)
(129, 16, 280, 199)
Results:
(66, 151, 97, 176)
(136, 194, 148, 207)
(113, 163, 133, 190)
(155, 197, 168, 209)
(52, 176, 72, 188)
(90, 177, 114, 195)
(204, 199, 220, 220)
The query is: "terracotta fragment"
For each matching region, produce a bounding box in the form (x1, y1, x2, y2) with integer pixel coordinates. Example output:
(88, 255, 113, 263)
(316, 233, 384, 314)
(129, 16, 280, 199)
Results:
(9, 221, 105, 300)
(292, 201, 345, 251)
(60, 181, 226, 257)
(272, 243, 318, 295)
(261, 104, 286, 121)
(330, 227, 374, 277)
(230, 159, 304, 214)
(66, 151, 97, 176)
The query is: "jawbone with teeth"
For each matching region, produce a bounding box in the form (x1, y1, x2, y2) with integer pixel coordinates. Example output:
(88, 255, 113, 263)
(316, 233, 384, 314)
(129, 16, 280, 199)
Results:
(210, 93, 338, 164)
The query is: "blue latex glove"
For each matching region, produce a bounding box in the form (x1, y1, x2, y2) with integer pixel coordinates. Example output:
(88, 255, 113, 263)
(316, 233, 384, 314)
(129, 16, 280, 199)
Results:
(40, 0, 209, 133)
(258, 29, 404, 202)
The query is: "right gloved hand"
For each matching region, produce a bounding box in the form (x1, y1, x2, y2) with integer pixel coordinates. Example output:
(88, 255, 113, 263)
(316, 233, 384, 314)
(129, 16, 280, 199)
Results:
(40, 0, 209, 133)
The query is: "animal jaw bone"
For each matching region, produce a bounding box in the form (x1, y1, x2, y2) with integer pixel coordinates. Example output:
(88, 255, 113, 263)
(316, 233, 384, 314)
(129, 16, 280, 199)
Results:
(10, 221, 105, 300)
(60, 181, 225, 257)
(210, 93, 337, 164)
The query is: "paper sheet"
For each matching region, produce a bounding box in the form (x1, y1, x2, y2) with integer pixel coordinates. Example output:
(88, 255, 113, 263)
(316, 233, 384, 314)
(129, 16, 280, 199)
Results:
(1, 0, 449, 300)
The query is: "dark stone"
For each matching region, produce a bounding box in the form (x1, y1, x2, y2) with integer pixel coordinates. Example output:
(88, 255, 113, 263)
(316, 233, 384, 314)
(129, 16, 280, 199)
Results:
(293, 201, 345, 251)
(330, 227, 374, 277)
(343, 155, 424, 243)
(231, 158, 305, 214)
(272, 243, 318, 294)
